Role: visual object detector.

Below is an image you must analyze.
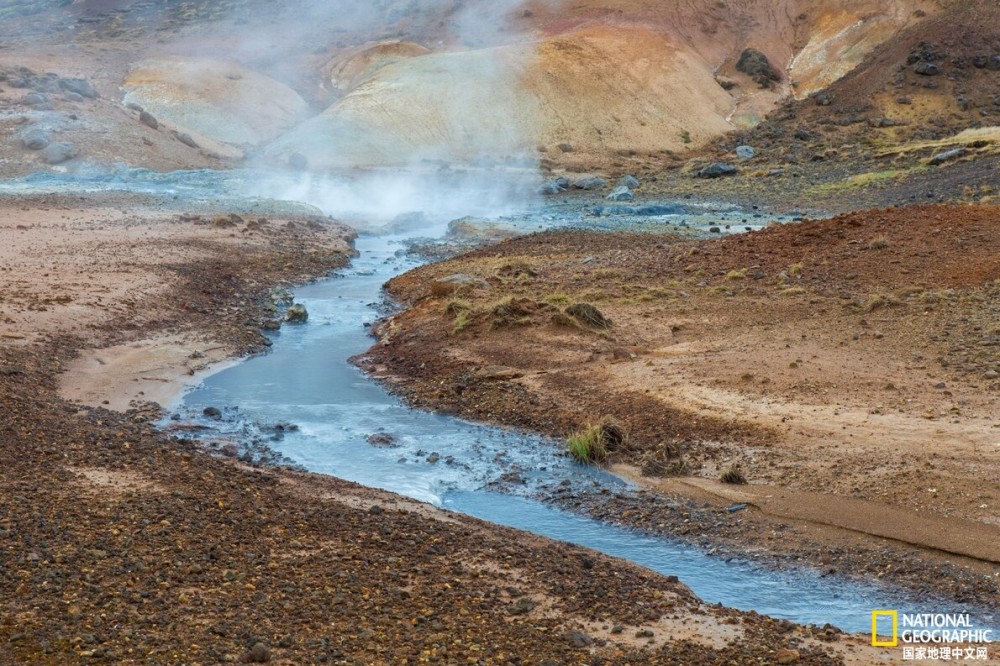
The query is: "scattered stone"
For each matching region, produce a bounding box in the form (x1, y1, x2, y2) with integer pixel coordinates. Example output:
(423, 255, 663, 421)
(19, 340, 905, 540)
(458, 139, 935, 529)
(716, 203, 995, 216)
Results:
(203, 407, 223, 420)
(928, 147, 966, 165)
(508, 598, 535, 615)
(814, 92, 832, 107)
(709, 226, 721, 233)
(557, 142, 574, 153)
(572, 176, 607, 190)
(367, 505, 383, 515)
(618, 174, 640, 189)
(220, 443, 239, 457)
(173, 131, 199, 148)
(366, 433, 399, 448)
(985, 370, 999, 379)
(283, 304, 308, 323)
(426, 452, 440, 464)
(139, 111, 158, 129)
(22, 91, 49, 106)
(21, 128, 49, 150)
(697, 163, 738, 178)
(914, 62, 940, 76)
(776, 648, 801, 664)
(606, 185, 634, 201)
(58, 77, 97, 99)
(566, 631, 592, 648)
(41, 142, 77, 165)
(735, 145, 755, 159)
(269, 287, 294, 306)
(245, 642, 270, 663)
(539, 178, 568, 195)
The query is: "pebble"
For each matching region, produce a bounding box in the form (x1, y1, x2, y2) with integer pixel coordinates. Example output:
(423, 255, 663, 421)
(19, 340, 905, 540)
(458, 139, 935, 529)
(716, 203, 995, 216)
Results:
(246, 642, 270, 663)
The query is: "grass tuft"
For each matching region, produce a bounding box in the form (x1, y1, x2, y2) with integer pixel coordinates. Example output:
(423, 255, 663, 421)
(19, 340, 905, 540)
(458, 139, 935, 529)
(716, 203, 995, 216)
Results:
(567, 425, 607, 464)
(452, 311, 470, 334)
(566, 419, 630, 465)
(720, 464, 747, 485)
(565, 302, 612, 328)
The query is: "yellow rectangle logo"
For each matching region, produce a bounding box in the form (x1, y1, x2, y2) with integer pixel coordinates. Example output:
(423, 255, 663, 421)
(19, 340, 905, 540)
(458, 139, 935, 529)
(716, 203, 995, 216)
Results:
(872, 610, 899, 647)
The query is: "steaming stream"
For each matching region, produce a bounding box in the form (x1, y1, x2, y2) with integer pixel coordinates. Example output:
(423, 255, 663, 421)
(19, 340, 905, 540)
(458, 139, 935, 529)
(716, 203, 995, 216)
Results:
(4, 169, 990, 636)
(177, 232, 963, 637)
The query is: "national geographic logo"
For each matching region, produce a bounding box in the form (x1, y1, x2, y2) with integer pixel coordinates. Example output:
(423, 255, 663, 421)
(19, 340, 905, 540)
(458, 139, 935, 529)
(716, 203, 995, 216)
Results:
(872, 610, 899, 647)
(872, 611, 993, 661)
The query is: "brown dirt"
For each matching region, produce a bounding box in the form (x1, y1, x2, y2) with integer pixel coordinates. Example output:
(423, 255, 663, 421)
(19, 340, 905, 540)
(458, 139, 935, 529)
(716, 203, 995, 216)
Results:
(361, 204, 1000, 608)
(0, 195, 899, 664)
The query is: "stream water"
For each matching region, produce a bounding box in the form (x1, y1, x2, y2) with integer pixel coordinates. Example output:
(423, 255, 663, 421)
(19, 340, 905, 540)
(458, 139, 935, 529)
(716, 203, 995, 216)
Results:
(177, 232, 973, 636)
(4, 168, 992, 636)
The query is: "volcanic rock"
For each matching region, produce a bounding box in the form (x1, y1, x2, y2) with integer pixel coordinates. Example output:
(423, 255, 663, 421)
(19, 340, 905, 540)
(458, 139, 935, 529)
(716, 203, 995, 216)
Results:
(21, 128, 50, 150)
(41, 142, 77, 164)
(697, 162, 738, 178)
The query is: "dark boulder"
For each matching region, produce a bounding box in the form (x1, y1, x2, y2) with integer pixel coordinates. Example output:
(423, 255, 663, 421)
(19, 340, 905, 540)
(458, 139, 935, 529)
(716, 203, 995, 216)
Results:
(736, 48, 780, 88)
(58, 77, 98, 99)
(618, 174, 640, 189)
(172, 131, 199, 148)
(21, 128, 50, 150)
(139, 111, 158, 129)
(22, 91, 49, 106)
(539, 177, 568, 195)
(605, 185, 634, 201)
(283, 304, 308, 323)
(572, 176, 607, 190)
(697, 163, 738, 178)
(928, 147, 966, 165)
(41, 142, 77, 165)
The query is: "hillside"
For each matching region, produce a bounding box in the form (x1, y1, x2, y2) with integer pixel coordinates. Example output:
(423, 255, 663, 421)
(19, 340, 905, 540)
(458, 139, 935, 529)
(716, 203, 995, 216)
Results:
(3, 0, 993, 178)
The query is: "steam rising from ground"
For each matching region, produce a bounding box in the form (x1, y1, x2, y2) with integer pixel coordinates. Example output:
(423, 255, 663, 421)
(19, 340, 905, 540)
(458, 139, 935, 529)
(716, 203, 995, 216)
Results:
(248, 168, 541, 233)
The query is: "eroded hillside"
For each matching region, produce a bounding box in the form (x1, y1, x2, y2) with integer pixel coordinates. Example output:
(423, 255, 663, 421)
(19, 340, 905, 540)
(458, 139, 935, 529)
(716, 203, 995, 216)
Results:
(2, 0, 988, 175)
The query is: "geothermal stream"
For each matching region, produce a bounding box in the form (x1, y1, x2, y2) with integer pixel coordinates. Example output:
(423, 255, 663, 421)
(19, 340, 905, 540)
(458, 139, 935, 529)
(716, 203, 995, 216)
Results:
(5, 169, 987, 635)
(177, 229, 969, 636)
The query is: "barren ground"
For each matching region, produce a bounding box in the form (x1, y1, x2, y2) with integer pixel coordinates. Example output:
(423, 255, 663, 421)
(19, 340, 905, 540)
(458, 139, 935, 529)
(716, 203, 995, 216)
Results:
(0, 195, 908, 664)
(361, 204, 1000, 610)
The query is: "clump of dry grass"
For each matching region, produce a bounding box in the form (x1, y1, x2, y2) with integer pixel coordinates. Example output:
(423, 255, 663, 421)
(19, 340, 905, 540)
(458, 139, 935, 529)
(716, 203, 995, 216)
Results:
(864, 293, 902, 312)
(720, 464, 747, 485)
(566, 419, 630, 465)
(565, 302, 611, 329)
